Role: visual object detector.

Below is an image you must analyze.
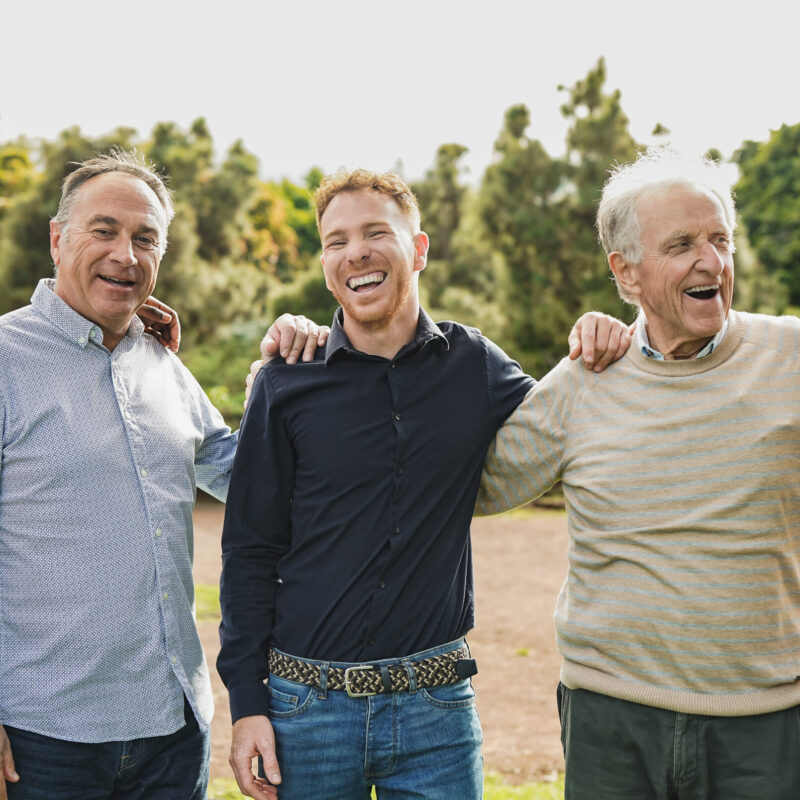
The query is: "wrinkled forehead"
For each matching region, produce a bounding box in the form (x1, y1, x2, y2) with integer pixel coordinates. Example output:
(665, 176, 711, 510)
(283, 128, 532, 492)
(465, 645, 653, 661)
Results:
(638, 185, 730, 242)
(72, 173, 167, 232)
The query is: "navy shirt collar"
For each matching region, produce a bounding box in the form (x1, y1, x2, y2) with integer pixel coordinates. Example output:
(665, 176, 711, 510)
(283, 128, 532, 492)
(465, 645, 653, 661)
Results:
(324, 306, 449, 364)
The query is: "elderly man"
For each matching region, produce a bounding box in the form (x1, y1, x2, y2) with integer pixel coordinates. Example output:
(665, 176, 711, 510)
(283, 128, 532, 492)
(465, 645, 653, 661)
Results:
(0, 150, 323, 800)
(479, 149, 800, 799)
(217, 168, 631, 800)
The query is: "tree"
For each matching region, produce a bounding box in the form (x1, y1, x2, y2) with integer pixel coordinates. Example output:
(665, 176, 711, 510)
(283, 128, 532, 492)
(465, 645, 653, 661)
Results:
(735, 124, 800, 306)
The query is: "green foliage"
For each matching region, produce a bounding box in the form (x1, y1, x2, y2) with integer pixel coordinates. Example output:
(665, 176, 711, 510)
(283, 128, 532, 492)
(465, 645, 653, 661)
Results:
(735, 123, 800, 304)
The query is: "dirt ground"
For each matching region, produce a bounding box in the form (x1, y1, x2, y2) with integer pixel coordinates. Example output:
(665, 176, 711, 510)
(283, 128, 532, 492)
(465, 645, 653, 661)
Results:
(193, 497, 567, 784)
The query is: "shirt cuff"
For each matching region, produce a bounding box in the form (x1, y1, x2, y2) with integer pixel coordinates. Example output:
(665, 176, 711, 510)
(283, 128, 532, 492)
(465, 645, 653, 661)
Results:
(229, 680, 270, 723)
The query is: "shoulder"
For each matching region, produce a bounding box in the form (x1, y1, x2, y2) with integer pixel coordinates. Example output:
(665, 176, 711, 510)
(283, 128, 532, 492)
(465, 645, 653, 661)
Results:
(731, 309, 800, 352)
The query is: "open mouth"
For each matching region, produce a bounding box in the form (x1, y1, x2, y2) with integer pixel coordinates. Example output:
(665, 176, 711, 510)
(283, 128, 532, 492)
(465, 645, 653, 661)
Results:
(346, 272, 386, 292)
(684, 284, 719, 301)
(99, 275, 136, 288)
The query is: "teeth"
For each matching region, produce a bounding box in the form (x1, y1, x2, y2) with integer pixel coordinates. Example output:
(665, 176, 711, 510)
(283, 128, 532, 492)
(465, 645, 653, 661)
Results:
(101, 275, 134, 286)
(685, 284, 719, 295)
(347, 272, 385, 289)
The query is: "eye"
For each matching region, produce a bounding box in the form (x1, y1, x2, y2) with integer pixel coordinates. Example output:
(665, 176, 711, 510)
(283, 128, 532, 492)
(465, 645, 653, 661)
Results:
(93, 228, 114, 238)
(136, 235, 157, 249)
(368, 230, 387, 238)
(325, 240, 346, 250)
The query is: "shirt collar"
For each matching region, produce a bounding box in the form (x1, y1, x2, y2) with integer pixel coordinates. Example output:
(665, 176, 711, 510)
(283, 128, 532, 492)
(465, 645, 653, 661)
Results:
(635, 313, 729, 361)
(31, 279, 144, 350)
(325, 306, 449, 364)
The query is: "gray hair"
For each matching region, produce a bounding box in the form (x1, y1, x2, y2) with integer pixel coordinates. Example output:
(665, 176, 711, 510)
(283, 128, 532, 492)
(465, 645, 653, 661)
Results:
(597, 149, 737, 303)
(52, 148, 174, 254)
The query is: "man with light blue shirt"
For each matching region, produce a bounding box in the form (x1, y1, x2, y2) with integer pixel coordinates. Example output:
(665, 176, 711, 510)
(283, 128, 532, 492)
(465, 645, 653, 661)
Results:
(0, 150, 323, 800)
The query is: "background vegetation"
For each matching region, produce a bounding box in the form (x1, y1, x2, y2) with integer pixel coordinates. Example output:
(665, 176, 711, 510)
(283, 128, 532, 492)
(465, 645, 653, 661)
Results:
(1, 59, 795, 427)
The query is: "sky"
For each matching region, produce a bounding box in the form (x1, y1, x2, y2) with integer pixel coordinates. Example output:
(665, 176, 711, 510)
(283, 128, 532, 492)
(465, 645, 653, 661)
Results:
(3, 0, 799, 184)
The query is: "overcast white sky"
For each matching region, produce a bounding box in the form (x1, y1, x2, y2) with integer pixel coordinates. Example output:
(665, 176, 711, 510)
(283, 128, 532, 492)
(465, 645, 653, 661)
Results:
(3, 0, 799, 184)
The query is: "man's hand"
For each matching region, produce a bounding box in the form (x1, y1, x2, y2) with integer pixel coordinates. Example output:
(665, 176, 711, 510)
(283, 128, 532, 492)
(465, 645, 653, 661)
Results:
(0, 725, 19, 800)
(137, 296, 181, 352)
(230, 715, 280, 799)
(243, 315, 331, 409)
(568, 312, 632, 372)
(260, 314, 329, 365)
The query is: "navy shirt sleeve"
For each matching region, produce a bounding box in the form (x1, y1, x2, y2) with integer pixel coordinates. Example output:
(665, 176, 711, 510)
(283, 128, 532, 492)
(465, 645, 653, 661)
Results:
(482, 334, 535, 427)
(217, 365, 294, 722)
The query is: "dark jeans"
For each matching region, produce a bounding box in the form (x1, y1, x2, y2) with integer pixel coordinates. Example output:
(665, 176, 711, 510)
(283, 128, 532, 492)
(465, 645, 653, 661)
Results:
(4, 699, 209, 800)
(557, 683, 800, 800)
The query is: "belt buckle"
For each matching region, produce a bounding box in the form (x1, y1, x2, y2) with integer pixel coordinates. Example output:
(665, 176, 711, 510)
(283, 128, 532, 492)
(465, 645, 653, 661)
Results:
(344, 665, 377, 697)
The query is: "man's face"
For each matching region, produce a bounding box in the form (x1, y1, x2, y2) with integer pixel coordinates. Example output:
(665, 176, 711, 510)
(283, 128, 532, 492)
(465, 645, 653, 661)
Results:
(621, 186, 734, 359)
(319, 189, 427, 332)
(51, 172, 166, 349)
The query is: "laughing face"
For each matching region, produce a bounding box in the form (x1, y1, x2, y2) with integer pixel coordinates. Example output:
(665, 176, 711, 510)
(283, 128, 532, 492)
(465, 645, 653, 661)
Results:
(319, 189, 428, 344)
(613, 186, 734, 360)
(51, 172, 167, 351)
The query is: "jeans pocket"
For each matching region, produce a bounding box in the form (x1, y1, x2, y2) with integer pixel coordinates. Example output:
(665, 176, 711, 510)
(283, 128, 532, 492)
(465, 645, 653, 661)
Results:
(266, 676, 316, 719)
(419, 678, 476, 709)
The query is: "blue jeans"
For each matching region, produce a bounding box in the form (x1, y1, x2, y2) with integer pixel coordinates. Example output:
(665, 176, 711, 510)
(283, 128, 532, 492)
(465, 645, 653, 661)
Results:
(265, 639, 483, 799)
(4, 699, 209, 800)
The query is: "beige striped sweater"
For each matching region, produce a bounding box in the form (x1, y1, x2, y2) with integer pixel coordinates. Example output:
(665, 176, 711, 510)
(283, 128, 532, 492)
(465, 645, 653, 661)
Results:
(478, 309, 800, 716)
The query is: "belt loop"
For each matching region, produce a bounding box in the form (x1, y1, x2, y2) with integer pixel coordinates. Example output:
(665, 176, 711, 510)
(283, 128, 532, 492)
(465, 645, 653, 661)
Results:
(318, 662, 329, 700)
(380, 665, 392, 693)
(404, 660, 417, 694)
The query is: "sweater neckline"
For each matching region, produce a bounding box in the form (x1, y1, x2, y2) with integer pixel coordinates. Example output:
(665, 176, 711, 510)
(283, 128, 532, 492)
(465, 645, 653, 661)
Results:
(626, 310, 745, 376)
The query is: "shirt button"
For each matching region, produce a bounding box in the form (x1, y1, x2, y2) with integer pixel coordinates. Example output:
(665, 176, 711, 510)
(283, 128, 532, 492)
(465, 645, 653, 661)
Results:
(392, 526, 400, 536)
(163, 592, 168, 601)
(367, 637, 375, 646)
(78, 336, 86, 345)
(141, 468, 148, 477)
(396, 466, 404, 475)
(394, 413, 401, 421)
(390, 362, 396, 369)
(155, 528, 162, 538)
(378, 580, 386, 589)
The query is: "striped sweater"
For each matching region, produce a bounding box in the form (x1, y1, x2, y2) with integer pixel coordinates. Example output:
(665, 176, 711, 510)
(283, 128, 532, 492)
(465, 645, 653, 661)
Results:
(478, 309, 800, 716)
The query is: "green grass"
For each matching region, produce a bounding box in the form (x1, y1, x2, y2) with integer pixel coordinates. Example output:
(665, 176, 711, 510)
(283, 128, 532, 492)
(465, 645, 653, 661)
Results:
(195, 583, 221, 622)
(208, 774, 565, 800)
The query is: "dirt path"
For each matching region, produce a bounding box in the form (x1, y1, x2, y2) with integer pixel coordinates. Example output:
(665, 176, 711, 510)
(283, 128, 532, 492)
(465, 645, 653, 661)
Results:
(193, 498, 567, 784)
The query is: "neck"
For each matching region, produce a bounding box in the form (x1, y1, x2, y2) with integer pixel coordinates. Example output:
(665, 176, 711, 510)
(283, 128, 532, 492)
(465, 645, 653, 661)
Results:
(644, 326, 714, 360)
(342, 305, 420, 359)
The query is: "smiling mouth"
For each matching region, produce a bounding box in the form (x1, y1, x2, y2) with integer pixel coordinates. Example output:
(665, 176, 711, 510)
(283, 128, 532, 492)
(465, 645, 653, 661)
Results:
(684, 284, 719, 300)
(99, 275, 136, 288)
(346, 272, 386, 292)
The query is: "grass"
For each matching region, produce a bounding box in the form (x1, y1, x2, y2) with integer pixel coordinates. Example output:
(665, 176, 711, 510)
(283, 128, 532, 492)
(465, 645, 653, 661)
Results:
(195, 583, 221, 622)
(208, 773, 565, 800)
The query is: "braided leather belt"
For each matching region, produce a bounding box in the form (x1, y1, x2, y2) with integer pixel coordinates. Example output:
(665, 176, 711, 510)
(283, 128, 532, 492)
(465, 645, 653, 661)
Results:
(268, 646, 476, 698)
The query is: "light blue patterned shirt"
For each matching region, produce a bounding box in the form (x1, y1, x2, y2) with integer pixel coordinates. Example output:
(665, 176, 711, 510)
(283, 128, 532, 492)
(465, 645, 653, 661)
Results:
(0, 280, 238, 742)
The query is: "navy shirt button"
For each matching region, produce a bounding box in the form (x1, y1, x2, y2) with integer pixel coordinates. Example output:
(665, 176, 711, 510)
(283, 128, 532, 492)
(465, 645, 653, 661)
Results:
(392, 526, 400, 535)
(378, 580, 386, 589)
(367, 637, 375, 646)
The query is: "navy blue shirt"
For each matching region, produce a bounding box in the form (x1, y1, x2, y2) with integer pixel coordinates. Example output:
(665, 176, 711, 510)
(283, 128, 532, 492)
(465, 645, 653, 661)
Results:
(218, 308, 533, 721)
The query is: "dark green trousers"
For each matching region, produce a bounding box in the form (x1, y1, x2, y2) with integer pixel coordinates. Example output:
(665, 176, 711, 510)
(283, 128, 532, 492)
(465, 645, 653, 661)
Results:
(558, 684, 800, 800)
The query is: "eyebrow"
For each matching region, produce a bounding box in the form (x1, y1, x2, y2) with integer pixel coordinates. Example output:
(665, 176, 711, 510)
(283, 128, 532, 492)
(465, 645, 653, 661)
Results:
(323, 221, 389, 242)
(87, 214, 160, 237)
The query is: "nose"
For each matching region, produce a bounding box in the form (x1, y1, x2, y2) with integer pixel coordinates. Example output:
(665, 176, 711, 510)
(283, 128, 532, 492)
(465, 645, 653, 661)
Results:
(345, 237, 370, 263)
(110, 236, 137, 267)
(697, 238, 725, 275)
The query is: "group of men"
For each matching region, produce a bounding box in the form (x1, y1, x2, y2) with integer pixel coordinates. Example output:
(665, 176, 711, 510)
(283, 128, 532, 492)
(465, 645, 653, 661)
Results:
(1, 144, 798, 800)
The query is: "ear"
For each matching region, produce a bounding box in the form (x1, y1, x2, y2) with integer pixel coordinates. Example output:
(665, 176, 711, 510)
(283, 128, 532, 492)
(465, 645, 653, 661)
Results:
(413, 232, 429, 273)
(50, 220, 63, 266)
(608, 251, 640, 300)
